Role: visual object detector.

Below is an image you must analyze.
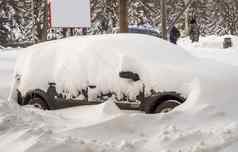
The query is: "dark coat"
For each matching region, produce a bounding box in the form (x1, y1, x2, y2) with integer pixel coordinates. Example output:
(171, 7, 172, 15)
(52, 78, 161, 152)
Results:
(169, 26, 180, 44)
(189, 23, 200, 42)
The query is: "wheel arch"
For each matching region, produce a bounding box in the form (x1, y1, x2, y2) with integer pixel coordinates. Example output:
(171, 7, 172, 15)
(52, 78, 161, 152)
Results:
(17, 89, 23, 105)
(23, 89, 54, 110)
(144, 91, 186, 113)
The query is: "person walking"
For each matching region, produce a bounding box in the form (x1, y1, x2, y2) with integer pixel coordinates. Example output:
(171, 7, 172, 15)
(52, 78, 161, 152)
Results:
(169, 26, 181, 44)
(189, 19, 200, 43)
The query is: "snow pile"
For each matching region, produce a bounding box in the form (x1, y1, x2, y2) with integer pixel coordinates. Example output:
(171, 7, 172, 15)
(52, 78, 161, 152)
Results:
(0, 98, 124, 152)
(13, 34, 238, 114)
(0, 100, 47, 152)
(13, 34, 197, 99)
(2, 35, 238, 151)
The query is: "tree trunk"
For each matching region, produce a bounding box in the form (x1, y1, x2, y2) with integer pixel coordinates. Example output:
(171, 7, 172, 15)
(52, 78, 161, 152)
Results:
(41, 0, 48, 42)
(184, 3, 189, 35)
(160, 0, 167, 40)
(119, 0, 128, 33)
(31, 0, 35, 44)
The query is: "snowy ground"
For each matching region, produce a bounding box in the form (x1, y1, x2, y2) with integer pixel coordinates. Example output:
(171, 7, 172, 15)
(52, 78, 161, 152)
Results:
(178, 35, 238, 66)
(1, 35, 238, 152)
(0, 49, 17, 99)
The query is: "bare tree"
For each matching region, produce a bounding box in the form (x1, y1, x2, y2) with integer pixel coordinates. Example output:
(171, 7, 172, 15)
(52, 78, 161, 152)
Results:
(119, 0, 128, 32)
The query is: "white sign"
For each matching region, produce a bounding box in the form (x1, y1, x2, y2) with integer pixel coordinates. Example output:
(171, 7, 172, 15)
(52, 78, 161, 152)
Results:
(50, 0, 91, 27)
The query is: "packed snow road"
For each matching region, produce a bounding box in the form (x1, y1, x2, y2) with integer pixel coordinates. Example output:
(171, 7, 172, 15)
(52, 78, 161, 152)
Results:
(1, 35, 238, 152)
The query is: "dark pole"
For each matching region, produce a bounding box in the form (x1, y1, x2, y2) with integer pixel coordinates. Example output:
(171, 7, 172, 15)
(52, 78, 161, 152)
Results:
(160, 0, 167, 40)
(119, 0, 128, 33)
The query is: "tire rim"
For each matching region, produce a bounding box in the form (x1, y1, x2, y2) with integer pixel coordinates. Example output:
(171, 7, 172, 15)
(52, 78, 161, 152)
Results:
(32, 103, 43, 109)
(159, 100, 181, 113)
(160, 107, 174, 113)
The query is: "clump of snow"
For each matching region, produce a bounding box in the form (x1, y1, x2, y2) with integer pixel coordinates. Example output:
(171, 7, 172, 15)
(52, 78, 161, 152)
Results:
(100, 99, 121, 115)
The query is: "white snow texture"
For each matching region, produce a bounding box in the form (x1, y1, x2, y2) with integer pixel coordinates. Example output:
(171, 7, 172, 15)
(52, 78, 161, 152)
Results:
(1, 34, 238, 152)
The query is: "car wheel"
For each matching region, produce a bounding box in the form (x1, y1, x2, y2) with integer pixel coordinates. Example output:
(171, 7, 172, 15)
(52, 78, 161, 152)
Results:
(28, 97, 48, 110)
(154, 100, 180, 113)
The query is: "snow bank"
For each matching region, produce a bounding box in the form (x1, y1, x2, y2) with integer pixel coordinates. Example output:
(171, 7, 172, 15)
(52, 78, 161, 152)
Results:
(0, 98, 127, 152)
(179, 35, 238, 49)
(179, 35, 238, 66)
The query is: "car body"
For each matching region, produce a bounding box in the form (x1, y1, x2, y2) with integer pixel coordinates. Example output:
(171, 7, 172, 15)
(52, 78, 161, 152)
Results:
(11, 34, 190, 113)
(113, 25, 161, 38)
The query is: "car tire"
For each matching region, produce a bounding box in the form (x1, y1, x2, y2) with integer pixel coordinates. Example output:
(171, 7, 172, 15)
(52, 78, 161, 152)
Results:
(28, 97, 48, 110)
(154, 100, 180, 113)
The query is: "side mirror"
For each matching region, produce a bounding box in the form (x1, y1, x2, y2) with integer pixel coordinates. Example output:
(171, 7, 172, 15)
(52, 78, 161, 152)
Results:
(119, 71, 140, 81)
(15, 74, 21, 81)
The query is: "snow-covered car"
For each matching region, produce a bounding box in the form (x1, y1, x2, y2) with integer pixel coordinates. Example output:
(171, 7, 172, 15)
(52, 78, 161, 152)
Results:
(11, 34, 187, 113)
(113, 25, 161, 38)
